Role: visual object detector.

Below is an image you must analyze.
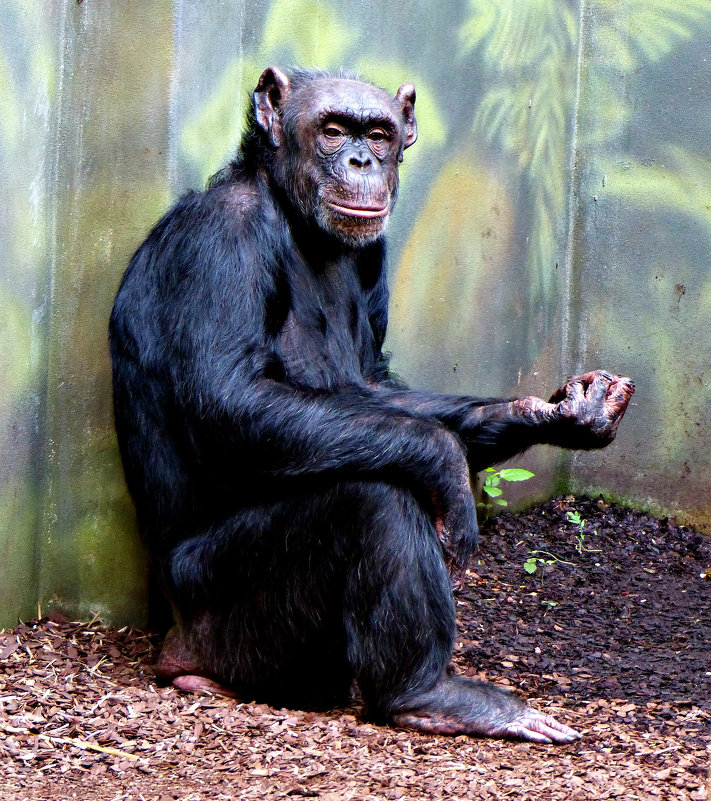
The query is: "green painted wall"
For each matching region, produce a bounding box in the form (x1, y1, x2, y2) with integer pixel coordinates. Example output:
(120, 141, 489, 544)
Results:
(1, 0, 710, 626)
(565, 1, 711, 529)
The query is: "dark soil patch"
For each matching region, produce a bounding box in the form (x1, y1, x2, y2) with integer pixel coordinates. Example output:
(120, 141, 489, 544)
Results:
(1, 496, 709, 800)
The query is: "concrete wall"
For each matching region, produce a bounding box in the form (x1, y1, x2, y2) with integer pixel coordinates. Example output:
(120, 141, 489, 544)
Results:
(1, 0, 710, 626)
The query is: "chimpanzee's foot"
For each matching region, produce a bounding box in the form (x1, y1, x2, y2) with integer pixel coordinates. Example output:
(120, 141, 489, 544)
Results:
(172, 674, 239, 698)
(155, 626, 238, 698)
(389, 675, 580, 744)
(154, 626, 200, 679)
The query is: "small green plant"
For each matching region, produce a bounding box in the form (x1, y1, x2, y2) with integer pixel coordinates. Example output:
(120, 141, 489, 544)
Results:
(566, 509, 584, 528)
(523, 555, 550, 574)
(566, 509, 601, 554)
(523, 550, 576, 575)
(477, 467, 535, 519)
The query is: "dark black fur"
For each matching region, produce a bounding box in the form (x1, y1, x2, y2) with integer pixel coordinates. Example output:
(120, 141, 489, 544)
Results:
(110, 68, 627, 738)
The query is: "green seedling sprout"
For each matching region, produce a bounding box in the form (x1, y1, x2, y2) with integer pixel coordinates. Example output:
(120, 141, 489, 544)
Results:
(566, 509, 601, 554)
(477, 467, 535, 520)
(523, 550, 577, 575)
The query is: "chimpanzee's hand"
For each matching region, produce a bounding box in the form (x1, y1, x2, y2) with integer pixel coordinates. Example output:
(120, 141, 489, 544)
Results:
(436, 471, 479, 571)
(429, 430, 479, 568)
(547, 370, 635, 449)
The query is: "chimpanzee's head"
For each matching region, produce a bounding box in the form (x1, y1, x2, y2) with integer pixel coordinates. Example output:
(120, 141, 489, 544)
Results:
(252, 66, 417, 246)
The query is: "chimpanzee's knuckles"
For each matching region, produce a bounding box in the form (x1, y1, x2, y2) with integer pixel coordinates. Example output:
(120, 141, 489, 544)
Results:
(587, 370, 615, 402)
(548, 376, 584, 404)
(567, 370, 601, 388)
(442, 492, 479, 566)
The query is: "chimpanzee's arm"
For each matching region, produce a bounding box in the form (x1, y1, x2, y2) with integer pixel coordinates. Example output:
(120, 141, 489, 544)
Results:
(369, 388, 544, 472)
(196, 382, 481, 564)
(371, 374, 635, 473)
(365, 264, 634, 473)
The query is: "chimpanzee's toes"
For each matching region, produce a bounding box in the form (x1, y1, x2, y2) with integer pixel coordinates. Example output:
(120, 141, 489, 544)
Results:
(172, 674, 239, 698)
(499, 710, 581, 744)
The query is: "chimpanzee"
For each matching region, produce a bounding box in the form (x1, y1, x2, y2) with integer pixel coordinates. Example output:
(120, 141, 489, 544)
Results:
(110, 66, 634, 743)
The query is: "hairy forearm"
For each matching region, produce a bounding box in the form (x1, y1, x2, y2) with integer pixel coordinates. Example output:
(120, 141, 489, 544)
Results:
(376, 369, 635, 470)
(374, 388, 554, 472)
(452, 397, 556, 471)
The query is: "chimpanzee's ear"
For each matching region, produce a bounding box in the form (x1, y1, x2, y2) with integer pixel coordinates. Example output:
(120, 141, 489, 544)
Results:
(254, 67, 290, 148)
(395, 83, 417, 158)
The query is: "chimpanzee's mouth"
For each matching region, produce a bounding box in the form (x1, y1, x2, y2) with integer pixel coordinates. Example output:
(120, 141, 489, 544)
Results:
(328, 202, 389, 220)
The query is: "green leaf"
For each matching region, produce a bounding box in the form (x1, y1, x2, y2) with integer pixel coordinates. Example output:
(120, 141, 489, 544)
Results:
(524, 559, 538, 574)
(493, 498, 508, 507)
(482, 485, 503, 497)
(498, 468, 535, 482)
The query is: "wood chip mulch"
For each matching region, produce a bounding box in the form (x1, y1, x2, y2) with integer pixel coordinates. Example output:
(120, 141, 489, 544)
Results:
(1, 496, 709, 800)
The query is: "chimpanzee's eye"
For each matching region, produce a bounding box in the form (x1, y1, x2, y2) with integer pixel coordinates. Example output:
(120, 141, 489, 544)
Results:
(368, 128, 388, 142)
(323, 124, 347, 139)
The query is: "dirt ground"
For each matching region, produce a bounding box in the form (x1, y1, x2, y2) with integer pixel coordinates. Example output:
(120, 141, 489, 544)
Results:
(1, 495, 709, 800)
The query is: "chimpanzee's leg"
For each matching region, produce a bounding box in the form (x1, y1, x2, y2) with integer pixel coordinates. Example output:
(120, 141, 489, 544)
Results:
(159, 486, 360, 709)
(158, 480, 447, 706)
(341, 483, 580, 744)
(160, 481, 578, 742)
(340, 482, 455, 711)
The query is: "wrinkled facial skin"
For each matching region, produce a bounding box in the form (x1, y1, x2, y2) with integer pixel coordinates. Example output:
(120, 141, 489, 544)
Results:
(261, 75, 417, 247)
(287, 81, 402, 245)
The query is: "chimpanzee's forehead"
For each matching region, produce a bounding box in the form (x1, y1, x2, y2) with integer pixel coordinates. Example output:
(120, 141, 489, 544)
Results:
(298, 78, 400, 122)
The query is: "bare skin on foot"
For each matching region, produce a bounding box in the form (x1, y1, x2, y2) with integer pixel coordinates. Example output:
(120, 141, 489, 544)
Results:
(155, 626, 237, 698)
(389, 676, 581, 745)
(172, 674, 239, 698)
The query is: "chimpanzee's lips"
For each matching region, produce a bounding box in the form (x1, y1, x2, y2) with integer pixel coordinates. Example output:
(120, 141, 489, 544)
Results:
(328, 202, 389, 220)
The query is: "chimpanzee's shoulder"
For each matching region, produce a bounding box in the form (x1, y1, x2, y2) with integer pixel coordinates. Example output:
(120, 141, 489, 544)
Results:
(188, 181, 267, 225)
(124, 182, 270, 286)
(160, 181, 262, 227)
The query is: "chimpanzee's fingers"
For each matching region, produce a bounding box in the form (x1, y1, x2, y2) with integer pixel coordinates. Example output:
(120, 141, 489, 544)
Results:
(588, 370, 614, 402)
(548, 372, 592, 403)
(548, 371, 632, 406)
(606, 377, 635, 416)
(614, 376, 635, 399)
(566, 378, 587, 402)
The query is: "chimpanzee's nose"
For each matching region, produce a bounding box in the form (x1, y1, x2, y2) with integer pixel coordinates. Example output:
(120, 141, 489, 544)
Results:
(349, 151, 373, 171)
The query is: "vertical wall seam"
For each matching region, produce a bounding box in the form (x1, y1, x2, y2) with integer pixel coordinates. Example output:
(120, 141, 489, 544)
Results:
(562, 0, 587, 375)
(556, 0, 587, 491)
(38, 0, 73, 609)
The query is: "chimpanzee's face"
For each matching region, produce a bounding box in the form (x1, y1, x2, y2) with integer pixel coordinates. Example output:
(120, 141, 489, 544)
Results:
(274, 78, 417, 246)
